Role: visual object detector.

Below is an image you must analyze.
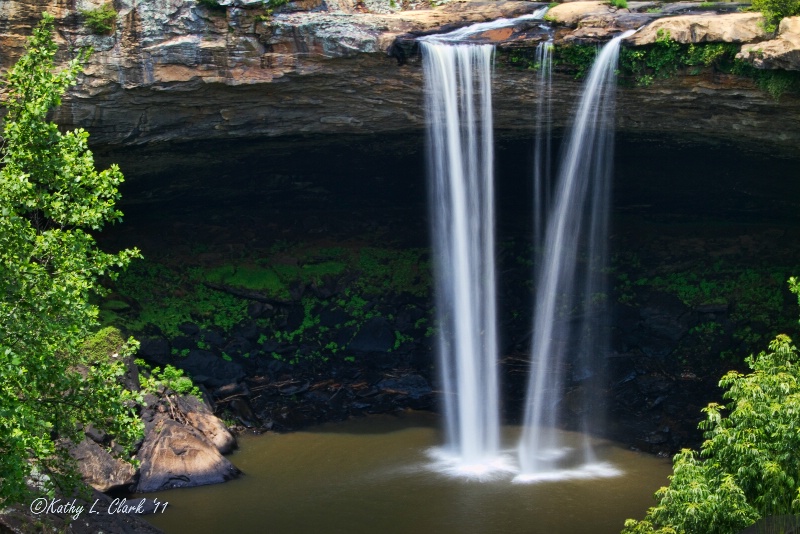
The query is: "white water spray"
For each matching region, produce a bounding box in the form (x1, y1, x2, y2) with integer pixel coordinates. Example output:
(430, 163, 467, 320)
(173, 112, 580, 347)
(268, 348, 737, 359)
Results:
(516, 31, 634, 481)
(420, 9, 547, 475)
(422, 40, 502, 472)
(533, 40, 554, 253)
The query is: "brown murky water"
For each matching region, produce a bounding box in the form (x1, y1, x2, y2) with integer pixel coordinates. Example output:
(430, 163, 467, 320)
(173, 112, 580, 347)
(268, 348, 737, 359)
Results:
(144, 412, 671, 534)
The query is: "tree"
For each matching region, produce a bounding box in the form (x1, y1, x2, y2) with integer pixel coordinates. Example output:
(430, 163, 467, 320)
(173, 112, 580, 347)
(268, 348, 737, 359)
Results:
(751, 0, 800, 32)
(0, 13, 143, 504)
(623, 278, 800, 534)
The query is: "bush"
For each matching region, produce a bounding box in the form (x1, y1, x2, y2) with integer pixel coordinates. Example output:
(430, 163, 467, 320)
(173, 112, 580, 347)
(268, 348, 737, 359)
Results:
(623, 278, 800, 534)
(80, 3, 118, 34)
(751, 0, 800, 32)
(0, 13, 142, 505)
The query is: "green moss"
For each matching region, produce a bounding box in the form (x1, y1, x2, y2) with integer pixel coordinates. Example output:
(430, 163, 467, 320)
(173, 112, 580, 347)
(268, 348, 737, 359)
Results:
(81, 326, 129, 362)
(104, 243, 431, 366)
(205, 264, 287, 296)
(109, 261, 249, 337)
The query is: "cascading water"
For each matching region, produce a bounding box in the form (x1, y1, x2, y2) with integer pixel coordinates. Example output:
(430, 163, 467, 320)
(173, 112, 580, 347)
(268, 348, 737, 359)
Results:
(422, 39, 501, 473)
(532, 40, 554, 253)
(420, 8, 547, 476)
(516, 31, 634, 482)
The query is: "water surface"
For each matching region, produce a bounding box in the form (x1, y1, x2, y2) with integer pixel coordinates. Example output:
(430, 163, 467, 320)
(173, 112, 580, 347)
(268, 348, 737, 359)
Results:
(144, 412, 670, 534)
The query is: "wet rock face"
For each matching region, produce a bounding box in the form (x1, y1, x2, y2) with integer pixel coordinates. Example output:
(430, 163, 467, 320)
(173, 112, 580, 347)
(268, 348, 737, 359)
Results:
(0, 0, 798, 150)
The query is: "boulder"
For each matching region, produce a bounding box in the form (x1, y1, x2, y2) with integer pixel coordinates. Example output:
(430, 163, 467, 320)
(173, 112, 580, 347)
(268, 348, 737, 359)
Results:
(564, 13, 659, 42)
(136, 418, 240, 492)
(546, 2, 616, 27)
(738, 16, 800, 71)
(174, 395, 238, 454)
(70, 438, 137, 493)
(626, 12, 768, 46)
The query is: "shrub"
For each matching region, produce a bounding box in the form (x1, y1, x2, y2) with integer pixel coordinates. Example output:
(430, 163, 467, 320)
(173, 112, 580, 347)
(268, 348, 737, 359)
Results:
(0, 13, 142, 505)
(751, 0, 800, 32)
(80, 3, 118, 34)
(623, 278, 800, 533)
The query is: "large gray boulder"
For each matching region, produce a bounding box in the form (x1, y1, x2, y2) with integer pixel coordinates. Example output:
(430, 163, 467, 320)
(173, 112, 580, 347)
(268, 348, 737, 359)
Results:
(626, 12, 768, 45)
(70, 438, 137, 493)
(174, 394, 237, 454)
(136, 418, 240, 492)
(738, 16, 800, 71)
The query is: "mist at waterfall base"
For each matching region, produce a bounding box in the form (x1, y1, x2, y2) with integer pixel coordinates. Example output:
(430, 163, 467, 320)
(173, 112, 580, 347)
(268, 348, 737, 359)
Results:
(420, 38, 504, 477)
(517, 31, 635, 482)
(422, 24, 634, 481)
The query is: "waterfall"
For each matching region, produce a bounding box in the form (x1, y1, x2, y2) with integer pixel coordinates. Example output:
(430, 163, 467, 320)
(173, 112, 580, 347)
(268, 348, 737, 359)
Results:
(420, 9, 546, 475)
(533, 41, 554, 254)
(421, 40, 502, 473)
(516, 31, 634, 481)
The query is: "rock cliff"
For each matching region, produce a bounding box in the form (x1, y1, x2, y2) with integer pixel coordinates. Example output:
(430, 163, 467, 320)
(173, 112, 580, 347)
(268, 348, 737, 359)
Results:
(0, 0, 798, 151)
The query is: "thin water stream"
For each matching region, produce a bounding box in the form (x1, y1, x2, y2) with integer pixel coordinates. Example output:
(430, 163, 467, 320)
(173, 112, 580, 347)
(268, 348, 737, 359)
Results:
(143, 412, 670, 534)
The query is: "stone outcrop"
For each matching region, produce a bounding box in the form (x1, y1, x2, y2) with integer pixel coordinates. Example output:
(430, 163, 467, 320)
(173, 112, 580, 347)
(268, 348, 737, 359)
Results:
(546, 1, 615, 27)
(174, 394, 237, 454)
(0, 0, 797, 151)
(69, 438, 137, 493)
(626, 12, 768, 46)
(738, 16, 800, 70)
(136, 417, 240, 492)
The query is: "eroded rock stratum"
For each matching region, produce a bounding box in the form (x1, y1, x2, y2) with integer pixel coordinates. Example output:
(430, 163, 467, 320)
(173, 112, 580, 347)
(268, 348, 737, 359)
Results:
(0, 0, 798, 150)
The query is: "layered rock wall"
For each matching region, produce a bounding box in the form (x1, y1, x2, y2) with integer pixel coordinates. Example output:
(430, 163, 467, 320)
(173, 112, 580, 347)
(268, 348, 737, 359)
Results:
(0, 0, 798, 151)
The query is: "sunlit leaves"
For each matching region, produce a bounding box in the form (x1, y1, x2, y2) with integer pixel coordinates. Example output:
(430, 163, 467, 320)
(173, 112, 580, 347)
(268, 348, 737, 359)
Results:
(0, 13, 142, 505)
(623, 283, 800, 534)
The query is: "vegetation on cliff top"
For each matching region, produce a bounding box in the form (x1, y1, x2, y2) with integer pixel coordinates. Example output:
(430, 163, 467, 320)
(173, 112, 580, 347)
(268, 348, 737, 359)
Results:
(751, 0, 800, 31)
(0, 14, 142, 504)
(505, 31, 800, 100)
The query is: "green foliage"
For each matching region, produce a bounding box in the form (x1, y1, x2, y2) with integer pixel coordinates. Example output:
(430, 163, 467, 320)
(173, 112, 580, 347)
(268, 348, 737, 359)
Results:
(0, 14, 143, 505)
(739, 66, 800, 101)
(136, 360, 201, 398)
(110, 262, 249, 337)
(618, 30, 734, 86)
(554, 44, 599, 79)
(80, 3, 118, 34)
(623, 280, 800, 533)
(615, 30, 800, 99)
(609, 0, 628, 8)
(618, 253, 794, 355)
(751, 0, 800, 32)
